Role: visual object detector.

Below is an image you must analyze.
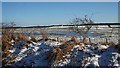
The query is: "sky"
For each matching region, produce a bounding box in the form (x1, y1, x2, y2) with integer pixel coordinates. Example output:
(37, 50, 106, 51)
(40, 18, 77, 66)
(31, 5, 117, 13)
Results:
(2, 2, 118, 26)
(2, 0, 120, 2)
(0, 2, 2, 23)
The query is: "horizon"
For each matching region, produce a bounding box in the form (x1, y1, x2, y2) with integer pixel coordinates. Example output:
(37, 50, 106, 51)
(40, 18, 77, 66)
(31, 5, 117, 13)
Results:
(2, 2, 118, 26)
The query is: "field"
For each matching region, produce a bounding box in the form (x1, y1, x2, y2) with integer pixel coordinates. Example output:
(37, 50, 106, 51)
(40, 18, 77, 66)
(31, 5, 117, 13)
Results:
(1, 25, 120, 67)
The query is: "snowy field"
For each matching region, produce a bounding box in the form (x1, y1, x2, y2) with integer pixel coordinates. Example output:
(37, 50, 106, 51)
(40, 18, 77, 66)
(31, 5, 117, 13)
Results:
(3, 39, 120, 67)
(2, 26, 120, 67)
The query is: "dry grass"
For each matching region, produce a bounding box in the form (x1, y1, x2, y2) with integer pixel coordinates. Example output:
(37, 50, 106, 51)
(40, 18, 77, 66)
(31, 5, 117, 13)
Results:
(2, 59, 8, 65)
(47, 48, 64, 64)
(2, 27, 29, 65)
(9, 56, 16, 64)
(63, 44, 74, 54)
(99, 42, 115, 46)
(71, 36, 80, 45)
(30, 36, 37, 42)
(2, 29, 13, 66)
(16, 33, 28, 41)
(79, 43, 85, 49)
(42, 32, 48, 41)
(2, 50, 10, 58)
(81, 59, 89, 66)
(70, 36, 88, 45)
(2, 28, 13, 59)
(114, 39, 120, 53)
(71, 36, 77, 42)
(82, 37, 92, 45)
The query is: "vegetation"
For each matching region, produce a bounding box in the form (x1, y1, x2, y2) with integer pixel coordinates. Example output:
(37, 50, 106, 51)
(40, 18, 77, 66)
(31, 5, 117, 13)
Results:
(1, 21, 119, 67)
(69, 15, 94, 44)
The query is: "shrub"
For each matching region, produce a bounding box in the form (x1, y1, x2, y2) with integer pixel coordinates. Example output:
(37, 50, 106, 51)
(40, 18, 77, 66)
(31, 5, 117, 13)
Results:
(69, 15, 94, 44)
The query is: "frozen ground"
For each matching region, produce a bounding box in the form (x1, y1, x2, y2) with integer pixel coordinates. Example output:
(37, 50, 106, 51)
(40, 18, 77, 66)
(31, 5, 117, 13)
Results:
(3, 39, 120, 67)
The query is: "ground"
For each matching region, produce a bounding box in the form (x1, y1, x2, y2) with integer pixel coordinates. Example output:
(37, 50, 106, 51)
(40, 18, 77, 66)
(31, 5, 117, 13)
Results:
(2, 39, 120, 68)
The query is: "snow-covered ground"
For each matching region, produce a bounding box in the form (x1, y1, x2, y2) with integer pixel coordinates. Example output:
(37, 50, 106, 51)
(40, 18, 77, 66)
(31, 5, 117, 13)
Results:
(3, 39, 120, 67)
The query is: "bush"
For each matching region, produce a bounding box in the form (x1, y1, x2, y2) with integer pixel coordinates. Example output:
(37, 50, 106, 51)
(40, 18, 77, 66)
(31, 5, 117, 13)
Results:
(69, 15, 94, 45)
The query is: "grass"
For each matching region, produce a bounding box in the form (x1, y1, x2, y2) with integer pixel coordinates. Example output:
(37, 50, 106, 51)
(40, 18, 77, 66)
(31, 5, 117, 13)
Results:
(47, 48, 65, 64)
(30, 36, 37, 42)
(99, 41, 115, 46)
(16, 33, 28, 41)
(63, 44, 74, 54)
(2, 27, 118, 66)
(42, 32, 49, 41)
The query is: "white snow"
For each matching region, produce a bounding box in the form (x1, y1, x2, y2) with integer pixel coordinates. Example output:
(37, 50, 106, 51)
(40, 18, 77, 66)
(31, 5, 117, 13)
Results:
(3, 39, 120, 67)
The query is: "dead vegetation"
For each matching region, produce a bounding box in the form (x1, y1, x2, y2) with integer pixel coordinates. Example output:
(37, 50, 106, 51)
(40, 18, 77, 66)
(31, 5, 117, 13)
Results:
(69, 15, 94, 44)
(2, 50, 10, 58)
(30, 36, 37, 42)
(1, 22, 118, 67)
(16, 33, 28, 41)
(115, 39, 120, 53)
(2, 28, 14, 57)
(99, 41, 115, 46)
(2, 23, 16, 65)
(47, 48, 65, 64)
(71, 36, 80, 45)
(40, 29, 49, 41)
(63, 44, 74, 54)
(2, 23, 30, 66)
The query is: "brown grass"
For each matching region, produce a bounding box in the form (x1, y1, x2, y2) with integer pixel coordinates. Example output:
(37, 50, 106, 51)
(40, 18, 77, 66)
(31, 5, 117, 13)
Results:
(2, 50, 10, 58)
(2, 28, 14, 59)
(9, 56, 16, 64)
(47, 48, 64, 64)
(30, 36, 37, 42)
(71, 36, 77, 42)
(81, 59, 89, 66)
(70, 36, 80, 44)
(16, 33, 28, 41)
(2, 59, 8, 65)
(79, 43, 85, 49)
(2, 27, 29, 65)
(42, 32, 48, 41)
(63, 44, 74, 54)
(115, 39, 120, 53)
(2, 28, 13, 65)
(82, 37, 92, 45)
(99, 42, 115, 46)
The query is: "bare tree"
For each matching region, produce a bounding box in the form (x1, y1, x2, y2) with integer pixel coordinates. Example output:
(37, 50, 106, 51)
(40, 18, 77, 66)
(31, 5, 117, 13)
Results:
(69, 15, 94, 44)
